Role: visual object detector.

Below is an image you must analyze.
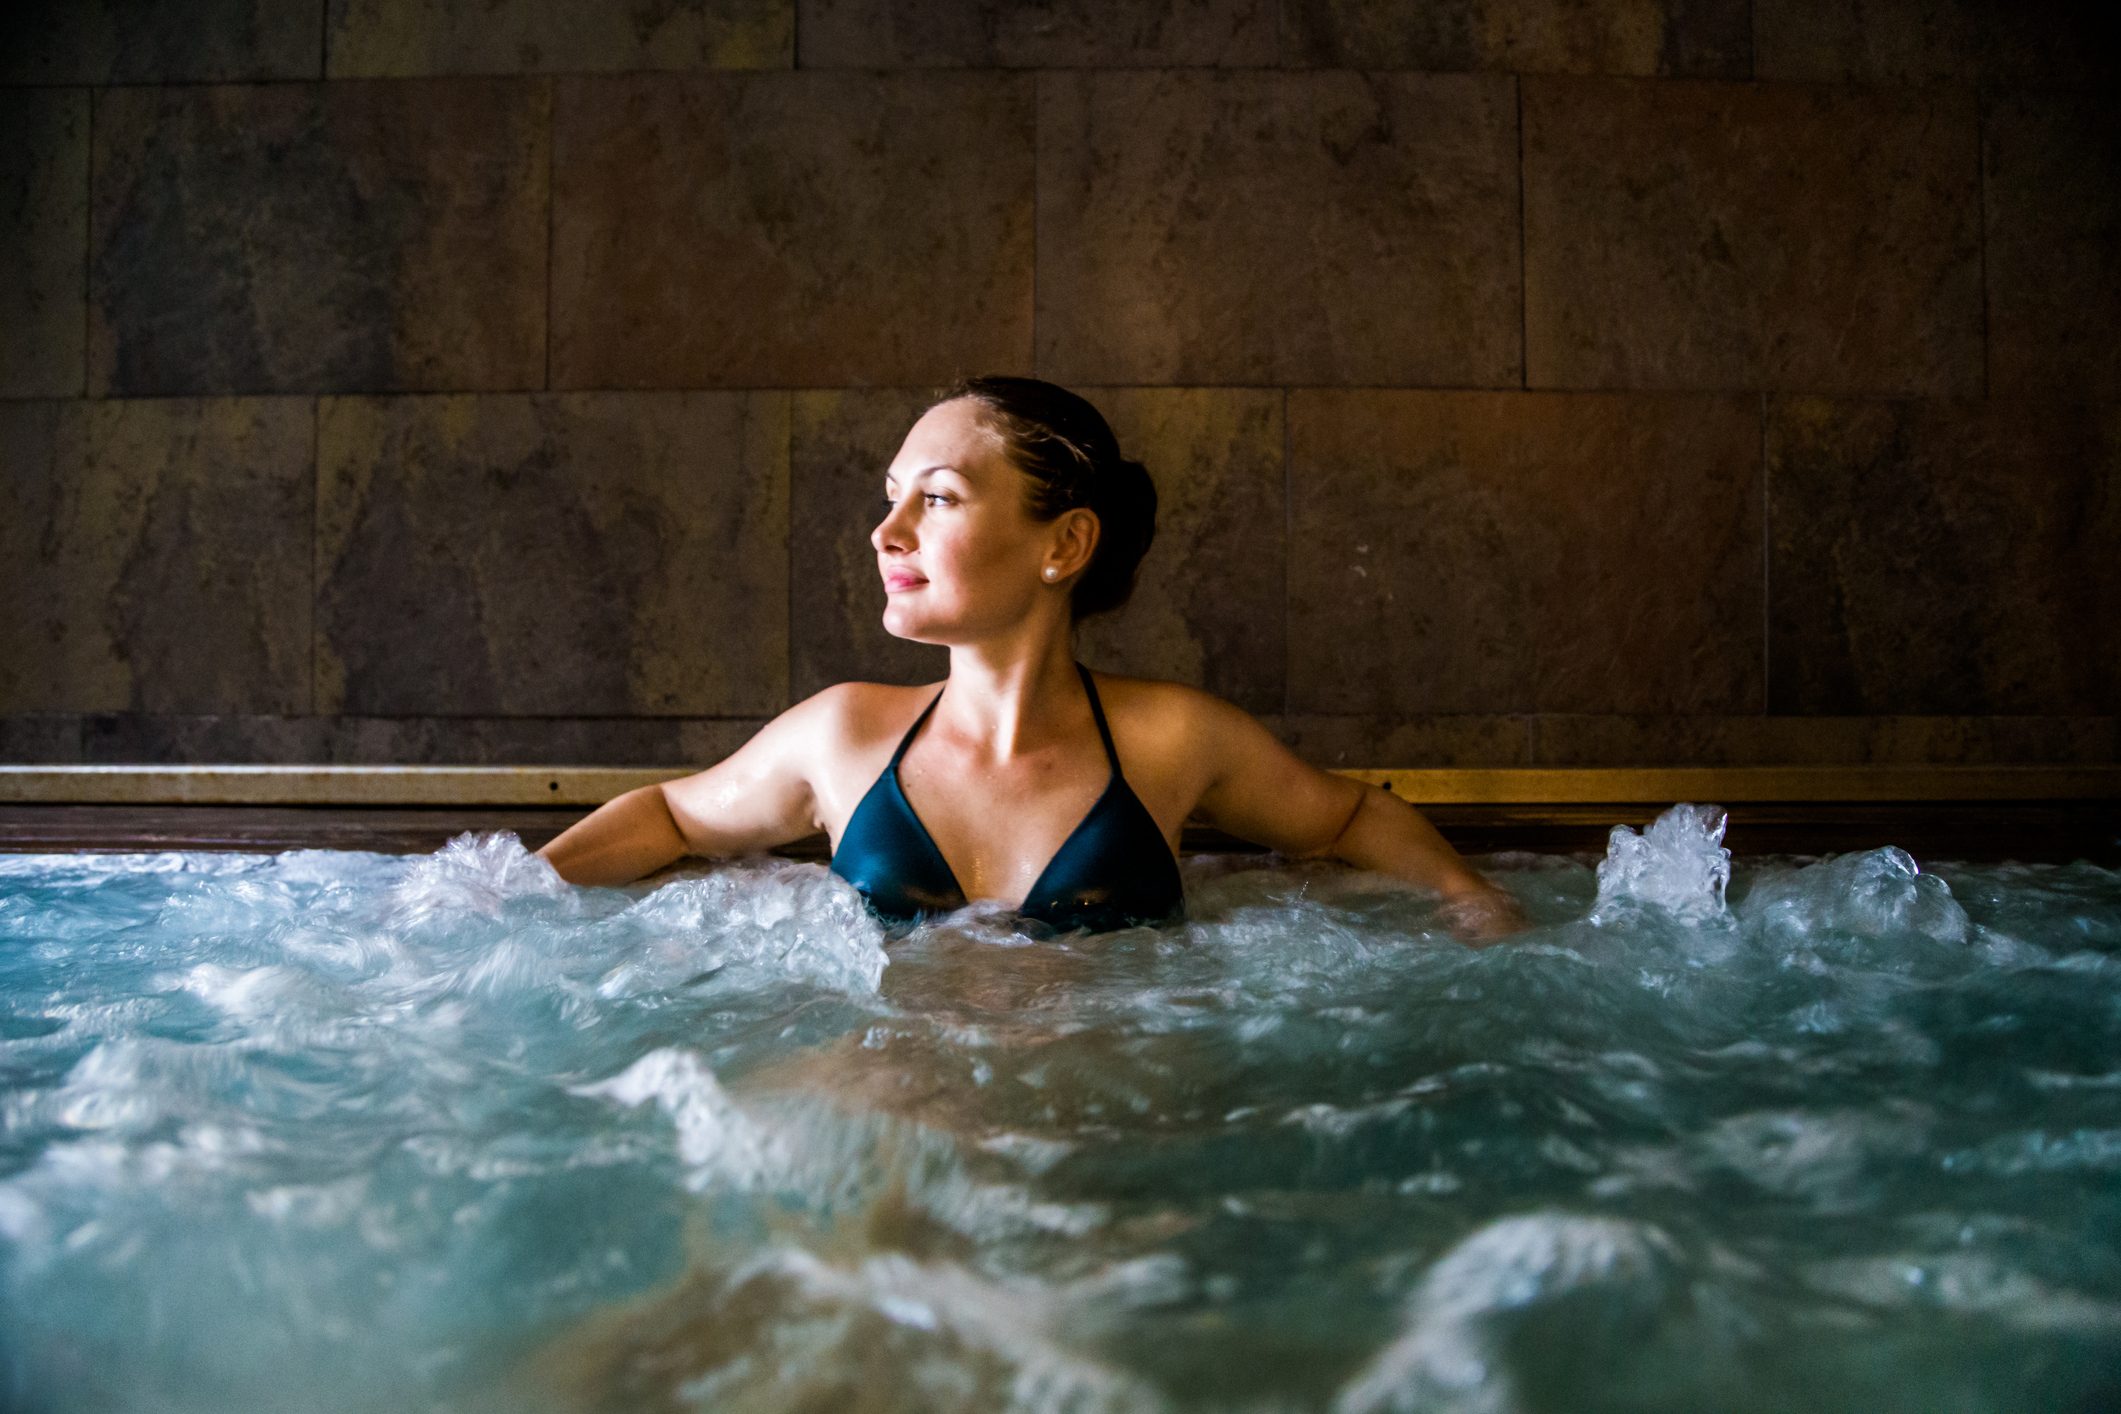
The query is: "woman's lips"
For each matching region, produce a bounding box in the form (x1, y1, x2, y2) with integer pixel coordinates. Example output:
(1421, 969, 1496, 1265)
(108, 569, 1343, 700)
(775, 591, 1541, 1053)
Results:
(884, 573, 927, 592)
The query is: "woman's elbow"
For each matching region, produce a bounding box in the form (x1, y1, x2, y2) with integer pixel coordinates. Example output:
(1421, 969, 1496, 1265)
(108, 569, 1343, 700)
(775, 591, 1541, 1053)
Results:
(1293, 780, 1375, 861)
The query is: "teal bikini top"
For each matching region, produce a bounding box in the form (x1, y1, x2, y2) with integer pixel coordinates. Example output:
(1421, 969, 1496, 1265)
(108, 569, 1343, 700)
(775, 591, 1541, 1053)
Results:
(829, 662, 1186, 934)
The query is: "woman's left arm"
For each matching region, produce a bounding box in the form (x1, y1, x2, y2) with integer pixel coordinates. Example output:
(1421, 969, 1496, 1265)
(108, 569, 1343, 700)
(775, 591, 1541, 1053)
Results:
(1185, 691, 1531, 945)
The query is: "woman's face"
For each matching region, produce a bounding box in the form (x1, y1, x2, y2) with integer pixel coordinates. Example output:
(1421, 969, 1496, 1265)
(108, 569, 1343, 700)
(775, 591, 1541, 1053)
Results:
(873, 399, 1088, 644)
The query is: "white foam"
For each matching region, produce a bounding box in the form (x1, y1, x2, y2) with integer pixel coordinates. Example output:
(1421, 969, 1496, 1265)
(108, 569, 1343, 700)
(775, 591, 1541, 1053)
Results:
(386, 830, 573, 922)
(1591, 803, 1733, 927)
(569, 1048, 1108, 1239)
(693, 1246, 1169, 1414)
(568, 1047, 789, 1189)
(1337, 1212, 1684, 1414)
(1739, 846, 1971, 947)
(591, 860, 889, 996)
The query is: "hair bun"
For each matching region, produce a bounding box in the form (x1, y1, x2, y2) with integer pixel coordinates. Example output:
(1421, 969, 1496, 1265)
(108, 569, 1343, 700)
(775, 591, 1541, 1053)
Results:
(1090, 456, 1158, 588)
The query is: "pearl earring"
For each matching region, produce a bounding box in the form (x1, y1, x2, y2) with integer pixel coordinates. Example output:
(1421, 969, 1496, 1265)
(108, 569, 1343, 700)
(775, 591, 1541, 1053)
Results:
(1043, 567, 1058, 581)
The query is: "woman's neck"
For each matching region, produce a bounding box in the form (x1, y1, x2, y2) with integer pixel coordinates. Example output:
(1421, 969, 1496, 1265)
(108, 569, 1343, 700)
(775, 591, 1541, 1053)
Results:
(935, 637, 1088, 765)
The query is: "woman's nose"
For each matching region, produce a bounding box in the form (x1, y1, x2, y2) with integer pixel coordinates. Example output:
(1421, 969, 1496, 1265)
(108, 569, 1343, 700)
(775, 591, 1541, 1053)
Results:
(872, 500, 913, 553)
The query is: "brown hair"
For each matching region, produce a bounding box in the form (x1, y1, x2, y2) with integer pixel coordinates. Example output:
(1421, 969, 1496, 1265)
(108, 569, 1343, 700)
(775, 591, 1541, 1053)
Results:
(925, 374, 1158, 622)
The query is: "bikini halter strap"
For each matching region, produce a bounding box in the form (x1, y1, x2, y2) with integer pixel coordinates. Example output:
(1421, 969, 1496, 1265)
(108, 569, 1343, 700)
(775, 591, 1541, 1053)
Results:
(1075, 661, 1120, 768)
(890, 686, 946, 770)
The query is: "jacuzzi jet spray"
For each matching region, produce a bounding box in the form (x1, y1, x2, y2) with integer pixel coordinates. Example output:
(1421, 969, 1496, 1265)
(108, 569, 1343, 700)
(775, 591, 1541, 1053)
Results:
(1589, 803, 1734, 927)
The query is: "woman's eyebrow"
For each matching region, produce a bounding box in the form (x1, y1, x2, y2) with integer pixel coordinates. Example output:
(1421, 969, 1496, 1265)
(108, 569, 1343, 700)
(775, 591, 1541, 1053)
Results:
(883, 464, 958, 488)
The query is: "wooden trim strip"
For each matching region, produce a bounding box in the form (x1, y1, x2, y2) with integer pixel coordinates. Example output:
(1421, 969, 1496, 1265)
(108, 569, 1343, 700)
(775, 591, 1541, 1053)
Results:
(1, 764, 2115, 807)
(1353, 766, 2121, 804)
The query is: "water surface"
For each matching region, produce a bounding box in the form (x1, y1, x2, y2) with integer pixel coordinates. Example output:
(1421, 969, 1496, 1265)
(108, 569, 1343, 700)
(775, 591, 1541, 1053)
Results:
(2, 805, 2118, 1413)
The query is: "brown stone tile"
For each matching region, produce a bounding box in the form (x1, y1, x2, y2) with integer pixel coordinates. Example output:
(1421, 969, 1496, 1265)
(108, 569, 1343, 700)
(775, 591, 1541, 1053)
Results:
(327, 716, 732, 764)
(1288, 388, 1763, 715)
(1274, 714, 1532, 767)
(552, 73, 1032, 390)
(326, 0, 791, 77)
(1075, 388, 1286, 713)
(0, 398, 314, 714)
(82, 714, 334, 764)
(1531, 714, 2121, 765)
(1864, 716, 2120, 765)
(316, 392, 789, 717)
(1282, 0, 1751, 77)
(1986, 90, 2121, 403)
(1, 90, 87, 399)
(789, 388, 954, 697)
(675, 719, 776, 764)
(0, 716, 82, 764)
(0, 0, 321, 83)
(1755, 0, 2117, 85)
(66, 713, 769, 765)
(90, 79, 547, 397)
(1037, 70, 1521, 387)
(1766, 395, 2121, 714)
(799, 0, 1276, 67)
(1523, 76, 1983, 396)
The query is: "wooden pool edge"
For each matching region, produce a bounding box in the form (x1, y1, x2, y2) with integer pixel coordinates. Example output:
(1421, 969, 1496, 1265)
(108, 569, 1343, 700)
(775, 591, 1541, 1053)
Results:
(4, 764, 2118, 808)
(2, 766, 2116, 864)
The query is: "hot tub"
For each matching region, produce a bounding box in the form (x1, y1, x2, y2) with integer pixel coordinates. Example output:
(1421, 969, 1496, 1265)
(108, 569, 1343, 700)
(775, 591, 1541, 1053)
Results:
(1, 766, 2117, 1412)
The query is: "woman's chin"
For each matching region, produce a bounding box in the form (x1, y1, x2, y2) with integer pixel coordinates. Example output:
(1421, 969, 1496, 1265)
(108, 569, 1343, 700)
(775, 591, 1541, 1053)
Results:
(880, 610, 942, 644)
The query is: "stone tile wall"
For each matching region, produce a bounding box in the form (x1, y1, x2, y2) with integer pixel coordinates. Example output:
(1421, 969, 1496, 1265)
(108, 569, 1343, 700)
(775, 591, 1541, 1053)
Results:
(2, 0, 2114, 768)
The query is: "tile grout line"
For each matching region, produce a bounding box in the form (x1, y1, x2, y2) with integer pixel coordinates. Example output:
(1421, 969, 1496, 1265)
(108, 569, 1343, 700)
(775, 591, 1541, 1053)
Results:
(1976, 85, 1989, 400)
(1281, 386, 1291, 725)
(313, 1, 325, 730)
(312, 397, 322, 719)
(1515, 72, 1527, 391)
(784, 394, 795, 713)
(1760, 391, 1769, 718)
(81, 84, 94, 401)
(1031, 71, 1039, 376)
(544, 77, 555, 393)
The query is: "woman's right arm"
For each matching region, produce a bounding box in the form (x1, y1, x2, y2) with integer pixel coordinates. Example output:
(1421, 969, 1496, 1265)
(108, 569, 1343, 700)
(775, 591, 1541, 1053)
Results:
(535, 685, 849, 888)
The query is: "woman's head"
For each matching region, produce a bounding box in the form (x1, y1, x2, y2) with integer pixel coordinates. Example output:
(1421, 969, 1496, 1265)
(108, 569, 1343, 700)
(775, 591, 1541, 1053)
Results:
(871, 375, 1159, 644)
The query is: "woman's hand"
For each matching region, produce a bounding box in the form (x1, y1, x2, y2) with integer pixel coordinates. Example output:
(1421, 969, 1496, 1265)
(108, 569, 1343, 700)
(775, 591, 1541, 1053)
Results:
(1435, 880, 1533, 947)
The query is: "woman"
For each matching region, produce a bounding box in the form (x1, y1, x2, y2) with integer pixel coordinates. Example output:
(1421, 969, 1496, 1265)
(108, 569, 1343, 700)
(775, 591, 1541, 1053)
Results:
(536, 374, 1529, 943)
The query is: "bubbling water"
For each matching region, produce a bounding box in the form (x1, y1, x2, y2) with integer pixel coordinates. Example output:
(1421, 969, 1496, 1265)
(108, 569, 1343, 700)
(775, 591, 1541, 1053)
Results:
(0, 810, 2118, 1413)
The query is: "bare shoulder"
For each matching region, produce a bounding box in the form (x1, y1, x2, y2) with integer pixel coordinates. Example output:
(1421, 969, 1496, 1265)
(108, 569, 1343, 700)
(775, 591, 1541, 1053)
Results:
(1087, 669, 1254, 736)
(1083, 668, 1208, 732)
(696, 680, 908, 786)
(802, 678, 954, 800)
(1083, 670, 1265, 800)
(822, 677, 945, 751)
(653, 681, 860, 856)
(657, 680, 941, 853)
(1098, 677, 1363, 857)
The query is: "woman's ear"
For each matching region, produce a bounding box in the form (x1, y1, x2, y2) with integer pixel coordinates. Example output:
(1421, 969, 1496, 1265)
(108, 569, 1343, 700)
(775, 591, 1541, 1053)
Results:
(1052, 507, 1100, 579)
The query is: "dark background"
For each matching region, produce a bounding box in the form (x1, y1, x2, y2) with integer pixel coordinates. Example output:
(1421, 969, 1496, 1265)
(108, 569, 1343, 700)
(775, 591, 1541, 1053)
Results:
(3, 0, 2115, 771)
